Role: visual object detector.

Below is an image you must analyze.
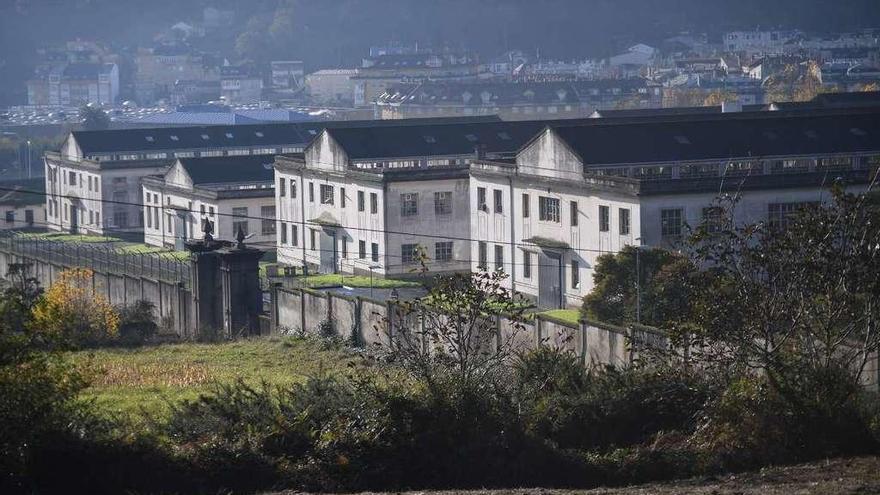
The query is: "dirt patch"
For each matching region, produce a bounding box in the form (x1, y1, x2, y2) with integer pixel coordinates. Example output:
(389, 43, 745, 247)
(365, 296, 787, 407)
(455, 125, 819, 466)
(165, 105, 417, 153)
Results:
(269, 456, 880, 495)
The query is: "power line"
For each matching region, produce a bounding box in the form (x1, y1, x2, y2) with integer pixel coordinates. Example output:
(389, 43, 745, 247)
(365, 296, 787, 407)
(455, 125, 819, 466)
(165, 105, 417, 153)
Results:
(4, 185, 634, 256)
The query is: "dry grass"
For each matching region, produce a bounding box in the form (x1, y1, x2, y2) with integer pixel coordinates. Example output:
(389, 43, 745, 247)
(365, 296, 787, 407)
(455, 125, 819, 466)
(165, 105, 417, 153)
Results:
(71, 337, 360, 422)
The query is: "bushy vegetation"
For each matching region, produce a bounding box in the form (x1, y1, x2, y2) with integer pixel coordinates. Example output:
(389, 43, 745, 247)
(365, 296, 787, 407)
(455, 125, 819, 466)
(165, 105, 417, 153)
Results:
(2, 189, 880, 493)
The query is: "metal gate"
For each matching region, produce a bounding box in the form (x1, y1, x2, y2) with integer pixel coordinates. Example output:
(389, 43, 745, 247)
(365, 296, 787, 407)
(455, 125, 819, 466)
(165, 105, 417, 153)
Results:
(538, 251, 563, 309)
(319, 229, 337, 273)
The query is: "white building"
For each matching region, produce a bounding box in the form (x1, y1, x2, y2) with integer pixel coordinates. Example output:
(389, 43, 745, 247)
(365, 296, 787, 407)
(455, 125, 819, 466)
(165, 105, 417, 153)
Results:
(305, 69, 359, 105)
(469, 111, 879, 308)
(142, 156, 276, 249)
(0, 179, 46, 231)
(272, 120, 547, 277)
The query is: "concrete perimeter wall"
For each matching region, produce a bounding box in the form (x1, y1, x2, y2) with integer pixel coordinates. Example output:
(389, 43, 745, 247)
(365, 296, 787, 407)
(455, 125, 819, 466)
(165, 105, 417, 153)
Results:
(0, 249, 192, 338)
(270, 284, 668, 371)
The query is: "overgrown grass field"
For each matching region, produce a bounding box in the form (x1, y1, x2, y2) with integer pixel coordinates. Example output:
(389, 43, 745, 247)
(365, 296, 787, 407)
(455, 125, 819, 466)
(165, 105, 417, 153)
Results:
(70, 337, 360, 422)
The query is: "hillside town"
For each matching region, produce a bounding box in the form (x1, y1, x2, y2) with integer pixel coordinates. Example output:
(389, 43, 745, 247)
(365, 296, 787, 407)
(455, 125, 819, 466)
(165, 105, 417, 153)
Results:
(2, 1, 880, 494)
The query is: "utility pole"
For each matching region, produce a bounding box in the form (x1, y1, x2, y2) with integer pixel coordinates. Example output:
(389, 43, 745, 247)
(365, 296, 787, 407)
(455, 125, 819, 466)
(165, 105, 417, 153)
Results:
(635, 238, 643, 325)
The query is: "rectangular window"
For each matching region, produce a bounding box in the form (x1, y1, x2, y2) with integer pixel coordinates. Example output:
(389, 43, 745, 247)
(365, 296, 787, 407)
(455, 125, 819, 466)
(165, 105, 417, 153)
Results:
(477, 187, 487, 211)
(370, 193, 378, 214)
(522, 193, 530, 218)
(261, 206, 276, 235)
(308, 182, 314, 202)
(5, 211, 13, 223)
(342, 237, 348, 258)
(358, 191, 365, 212)
(570, 201, 579, 227)
(401, 244, 419, 264)
(200, 204, 206, 216)
(768, 202, 818, 230)
(494, 244, 504, 272)
(146, 206, 153, 228)
(371, 243, 379, 262)
(523, 251, 532, 279)
(478, 242, 488, 270)
(89, 210, 93, 224)
(571, 260, 580, 289)
(619, 208, 631, 235)
(232, 207, 248, 236)
(279, 178, 286, 197)
(434, 191, 452, 215)
(539, 196, 560, 222)
(340, 187, 346, 208)
(434, 241, 453, 262)
(599, 205, 610, 232)
(280, 223, 287, 244)
(320, 184, 334, 205)
(702, 206, 726, 234)
(68, 171, 76, 185)
(401, 193, 418, 217)
(359, 240, 366, 259)
(493, 189, 503, 213)
(310, 229, 316, 251)
(95, 212, 100, 225)
(661, 208, 683, 238)
(153, 207, 159, 227)
(290, 179, 297, 198)
(292, 225, 298, 246)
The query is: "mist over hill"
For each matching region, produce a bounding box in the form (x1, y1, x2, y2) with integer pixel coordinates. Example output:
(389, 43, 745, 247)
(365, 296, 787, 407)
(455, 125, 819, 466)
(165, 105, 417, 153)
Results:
(2, 0, 880, 105)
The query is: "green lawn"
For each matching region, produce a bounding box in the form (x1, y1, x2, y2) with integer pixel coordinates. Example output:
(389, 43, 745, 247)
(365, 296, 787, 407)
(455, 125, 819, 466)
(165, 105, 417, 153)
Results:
(115, 244, 190, 260)
(17, 232, 122, 243)
(71, 337, 359, 422)
(299, 273, 422, 289)
(540, 309, 582, 325)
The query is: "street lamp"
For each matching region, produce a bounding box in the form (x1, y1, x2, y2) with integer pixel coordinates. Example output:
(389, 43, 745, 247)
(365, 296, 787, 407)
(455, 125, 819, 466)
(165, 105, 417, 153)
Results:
(634, 237, 643, 325)
(26, 140, 31, 179)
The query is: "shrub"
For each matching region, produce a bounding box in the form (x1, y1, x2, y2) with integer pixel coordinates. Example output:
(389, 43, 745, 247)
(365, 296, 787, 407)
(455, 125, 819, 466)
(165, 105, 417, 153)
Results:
(514, 348, 711, 451)
(31, 268, 119, 347)
(692, 372, 879, 471)
(115, 300, 158, 346)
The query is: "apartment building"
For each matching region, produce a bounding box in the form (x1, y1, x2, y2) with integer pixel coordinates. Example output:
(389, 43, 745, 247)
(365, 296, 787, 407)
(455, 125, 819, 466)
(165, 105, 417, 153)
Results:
(273, 120, 553, 276)
(142, 156, 276, 249)
(472, 111, 880, 308)
(43, 117, 501, 237)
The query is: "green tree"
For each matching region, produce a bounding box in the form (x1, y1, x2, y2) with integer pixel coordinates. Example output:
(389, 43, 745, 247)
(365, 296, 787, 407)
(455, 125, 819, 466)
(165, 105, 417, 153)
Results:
(581, 246, 695, 327)
(681, 187, 880, 419)
(78, 105, 110, 131)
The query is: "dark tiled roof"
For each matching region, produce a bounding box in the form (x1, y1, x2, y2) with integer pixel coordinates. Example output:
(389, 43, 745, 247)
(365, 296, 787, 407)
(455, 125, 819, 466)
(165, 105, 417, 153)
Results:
(324, 121, 551, 159)
(0, 178, 46, 206)
(552, 111, 880, 166)
(70, 115, 501, 155)
(177, 155, 278, 185)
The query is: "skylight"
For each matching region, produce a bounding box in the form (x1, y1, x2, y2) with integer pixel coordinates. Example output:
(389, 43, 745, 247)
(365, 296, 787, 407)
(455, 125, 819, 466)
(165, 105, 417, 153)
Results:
(850, 127, 867, 137)
(255, 131, 264, 138)
(804, 130, 819, 139)
(465, 134, 478, 142)
(674, 135, 691, 145)
(201, 134, 210, 140)
(308, 129, 317, 135)
(170, 135, 179, 141)
(145, 136, 154, 142)
(424, 135, 437, 143)
(225, 132, 234, 139)
(497, 132, 511, 140)
(763, 131, 778, 140)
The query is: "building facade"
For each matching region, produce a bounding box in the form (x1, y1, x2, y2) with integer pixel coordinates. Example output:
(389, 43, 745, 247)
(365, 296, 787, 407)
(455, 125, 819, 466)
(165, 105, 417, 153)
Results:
(141, 156, 276, 249)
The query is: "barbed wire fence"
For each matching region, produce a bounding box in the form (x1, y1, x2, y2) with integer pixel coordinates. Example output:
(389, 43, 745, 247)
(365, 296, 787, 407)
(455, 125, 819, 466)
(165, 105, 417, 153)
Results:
(0, 232, 192, 287)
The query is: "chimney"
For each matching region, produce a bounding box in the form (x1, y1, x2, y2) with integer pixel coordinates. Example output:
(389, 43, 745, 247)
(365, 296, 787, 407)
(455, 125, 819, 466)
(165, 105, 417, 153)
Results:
(722, 101, 743, 113)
